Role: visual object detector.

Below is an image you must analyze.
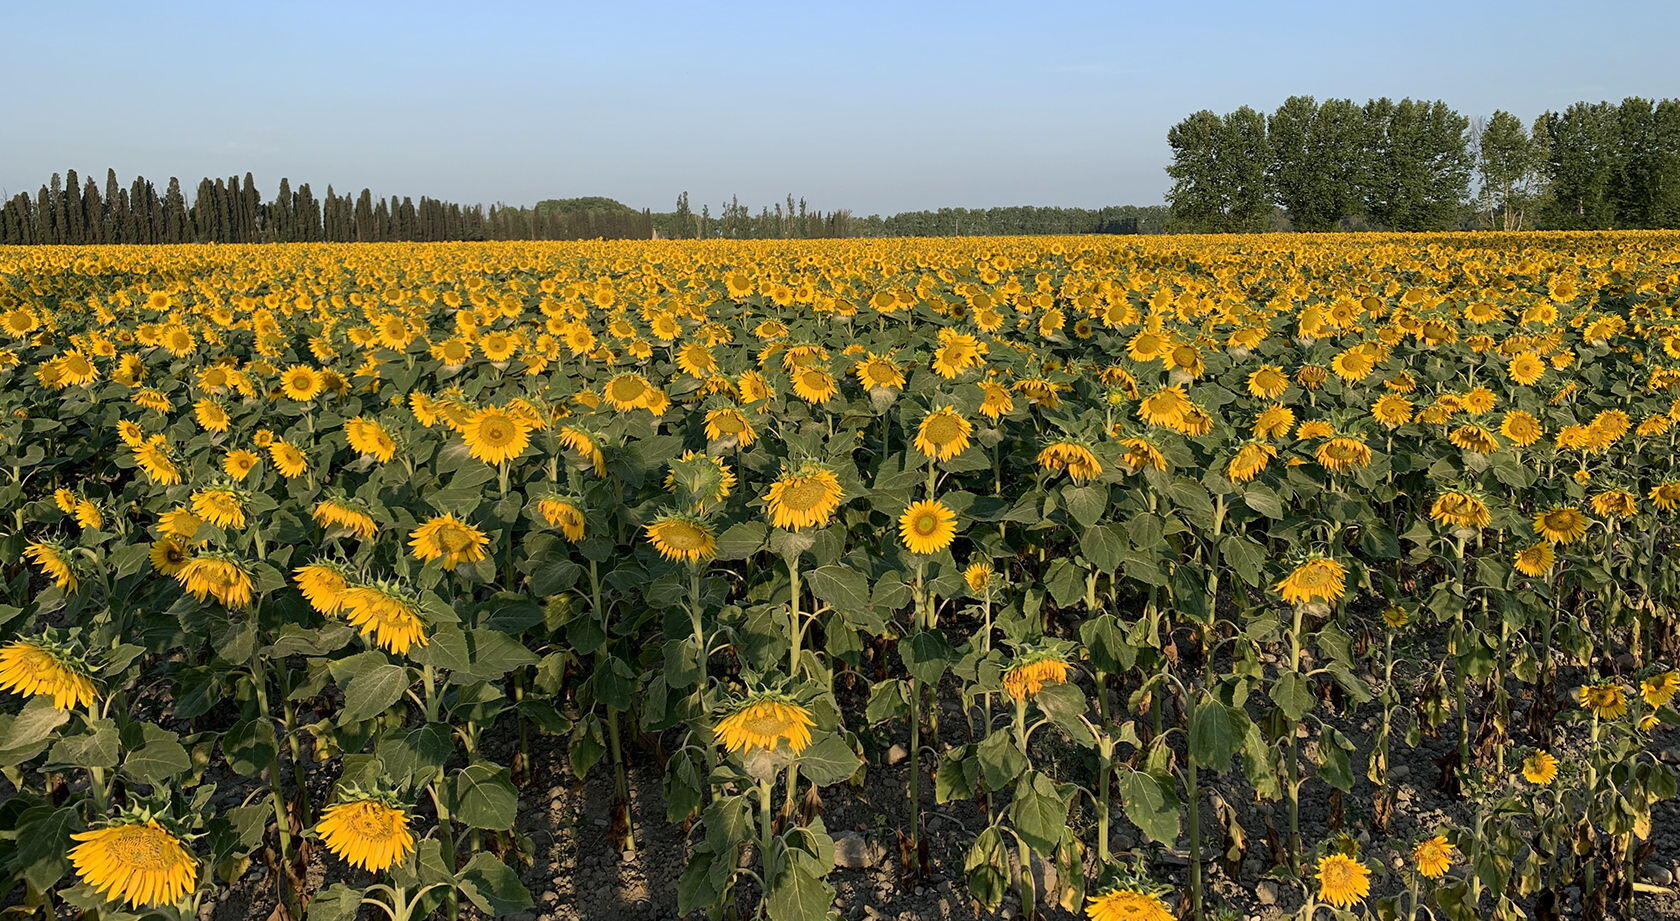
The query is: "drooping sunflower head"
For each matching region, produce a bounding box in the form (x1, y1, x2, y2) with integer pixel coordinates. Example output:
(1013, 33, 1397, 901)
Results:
(1641, 671, 1680, 708)
(898, 499, 958, 555)
(1590, 488, 1638, 520)
(189, 486, 247, 531)
(1429, 490, 1491, 531)
(557, 425, 607, 476)
(1513, 541, 1555, 577)
(645, 512, 719, 565)
(175, 553, 256, 608)
(148, 538, 191, 576)
(68, 812, 198, 908)
(1037, 439, 1103, 482)
(313, 496, 379, 539)
(1226, 441, 1277, 484)
(344, 416, 398, 462)
(0, 632, 97, 710)
(703, 406, 758, 447)
(537, 494, 586, 541)
(714, 692, 816, 755)
(1002, 646, 1073, 701)
(317, 786, 415, 873)
(764, 463, 845, 531)
(340, 580, 430, 653)
(294, 561, 357, 616)
(1315, 435, 1373, 473)
(1275, 555, 1347, 606)
(24, 540, 79, 593)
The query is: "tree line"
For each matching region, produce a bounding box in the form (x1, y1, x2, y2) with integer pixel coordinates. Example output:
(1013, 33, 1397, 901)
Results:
(0, 170, 1163, 246)
(1166, 96, 1680, 232)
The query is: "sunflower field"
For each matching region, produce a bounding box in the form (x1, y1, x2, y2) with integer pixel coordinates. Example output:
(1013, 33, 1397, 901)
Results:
(1, 232, 1679, 921)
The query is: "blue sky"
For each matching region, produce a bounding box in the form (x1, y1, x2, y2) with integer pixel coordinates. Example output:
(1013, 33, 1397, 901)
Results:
(3, 1, 1676, 214)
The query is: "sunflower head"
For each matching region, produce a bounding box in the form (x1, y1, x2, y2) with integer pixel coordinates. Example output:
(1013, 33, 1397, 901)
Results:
(1002, 644, 1074, 701)
(1411, 834, 1456, 879)
(68, 802, 199, 908)
(764, 462, 845, 531)
(714, 690, 816, 756)
(665, 451, 735, 511)
(646, 511, 719, 565)
(1522, 749, 1558, 785)
(898, 499, 958, 555)
(1275, 554, 1347, 607)
(316, 783, 416, 873)
(1314, 850, 1371, 908)
(0, 630, 98, 710)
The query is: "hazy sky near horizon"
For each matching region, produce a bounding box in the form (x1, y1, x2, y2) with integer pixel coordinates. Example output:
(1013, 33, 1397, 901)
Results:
(4, 0, 1677, 214)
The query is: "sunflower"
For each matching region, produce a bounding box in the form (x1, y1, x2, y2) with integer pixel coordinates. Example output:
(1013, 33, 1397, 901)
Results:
(317, 797, 415, 872)
(1226, 442, 1276, 483)
(223, 449, 261, 480)
(1576, 682, 1628, 719)
(1003, 651, 1071, 700)
(1084, 886, 1174, 921)
(1315, 853, 1370, 908)
(1590, 489, 1638, 519)
(1119, 437, 1168, 473)
(0, 637, 97, 710)
(281, 364, 323, 401)
(1522, 750, 1558, 784)
(269, 441, 309, 479)
(1532, 507, 1588, 544)
(344, 417, 397, 462)
(791, 367, 838, 404)
(764, 465, 845, 530)
(1370, 393, 1413, 428)
(915, 407, 973, 461)
(1430, 491, 1491, 530)
(1038, 440, 1103, 482)
(294, 562, 355, 615)
(1412, 835, 1455, 879)
(1137, 385, 1192, 429)
(1652, 482, 1680, 511)
(1641, 672, 1680, 708)
(25, 541, 78, 592)
(1449, 425, 1499, 454)
(665, 451, 735, 509)
(899, 499, 957, 555)
(853, 354, 906, 391)
(646, 513, 718, 564)
(192, 399, 229, 433)
(68, 818, 197, 907)
(538, 495, 586, 540)
(964, 561, 994, 594)
(714, 695, 816, 754)
(1276, 556, 1346, 605)
(1513, 542, 1555, 576)
(409, 514, 490, 568)
(341, 582, 430, 653)
(1246, 365, 1289, 400)
(556, 426, 607, 476)
(176, 555, 255, 607)
(463, 407, 531, 465)
(313, 499, 378, 539)
(703, 407, 758, 447)
(148, 538, 190, 576)
(133, 436, 181, 485)
(189, 488, 245, 530)
(1316, 436, 1372, 472)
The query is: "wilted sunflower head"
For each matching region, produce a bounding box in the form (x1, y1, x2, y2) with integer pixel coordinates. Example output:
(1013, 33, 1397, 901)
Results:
(1002, 645, 1074, 701)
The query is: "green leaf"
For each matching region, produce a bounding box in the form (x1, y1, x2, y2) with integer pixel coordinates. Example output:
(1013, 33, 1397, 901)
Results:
(1033, 682, 1094, 747)
(804, 564, 871, 618)
(46, 719, 119, 770)
(1118, 769, 1181, 846)
(1269, 671, 1314, 721)
(1, 697, 69, 752)
(340, 663, 410, 723)
(1189, 696, 1242, 769)
(1008, 771, 1069, 854)
(453, 762, 519, 830)
(900, 630, 953, 685)
(9, 806, 76, 891)
(458, 852, 535, 917)
(121, 724, 191, 784)
(977, 729, 1026, 792)
(305, 883, 364, 921)
(714, 521, 768, 560)
(764, 862, 836, 921)
(1220, 535, 1266, 587)
(377, 722, 454, 785)
(1064, 484, 1108, 527)
(797, 735, 862, 787)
